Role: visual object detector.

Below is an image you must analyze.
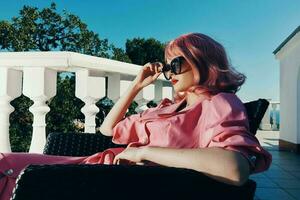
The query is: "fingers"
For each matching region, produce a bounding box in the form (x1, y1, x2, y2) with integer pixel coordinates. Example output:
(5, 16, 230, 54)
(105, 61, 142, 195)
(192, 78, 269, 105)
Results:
(156, 62, 164, 73)
(144, 62, 163, 74)
(113, 155, 120, 165)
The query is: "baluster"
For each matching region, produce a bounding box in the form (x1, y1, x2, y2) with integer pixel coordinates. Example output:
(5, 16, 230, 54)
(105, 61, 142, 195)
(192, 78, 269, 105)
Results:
(107, 72, 120, 102)
(0, 68, 22, 152)
(75, 69, 105, 133)
(162, 86, 173, 100)
(154, 80, 163, 104)
(23, 68, 57, 153)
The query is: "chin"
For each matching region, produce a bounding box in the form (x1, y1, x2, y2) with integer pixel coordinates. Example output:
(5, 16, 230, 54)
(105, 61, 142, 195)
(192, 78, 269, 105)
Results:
(174, 85, 189, 93)
(174, 87, 188, 96)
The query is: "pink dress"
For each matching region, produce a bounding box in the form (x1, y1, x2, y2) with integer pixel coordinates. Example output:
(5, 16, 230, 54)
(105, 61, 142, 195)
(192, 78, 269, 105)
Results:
(0, 92, 272, 200)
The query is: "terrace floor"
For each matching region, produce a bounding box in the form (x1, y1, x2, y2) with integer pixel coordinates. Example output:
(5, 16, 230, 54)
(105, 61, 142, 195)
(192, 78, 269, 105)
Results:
(253, 130, 300, 200)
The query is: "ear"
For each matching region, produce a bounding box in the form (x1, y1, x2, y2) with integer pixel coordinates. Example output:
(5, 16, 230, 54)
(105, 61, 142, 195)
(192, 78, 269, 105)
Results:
(192, 68, 200, 85)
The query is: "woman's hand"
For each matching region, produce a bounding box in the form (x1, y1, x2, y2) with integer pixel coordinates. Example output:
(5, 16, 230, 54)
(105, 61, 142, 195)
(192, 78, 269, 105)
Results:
(133, 62, 163, 89)
(113, 146, 146, 165)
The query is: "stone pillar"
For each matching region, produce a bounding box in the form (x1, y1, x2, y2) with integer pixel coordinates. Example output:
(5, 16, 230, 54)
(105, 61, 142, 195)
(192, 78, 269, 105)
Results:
(154, 81, 163, 103)
(0, 68, 22, 152)
(107, 73, 120, 102)
(120, 80, 144, 106)
(162, 86, 173, 100)
(75, 69, 105, 133)
(23, 68, 57, 153)
(143, 84, 155, 102)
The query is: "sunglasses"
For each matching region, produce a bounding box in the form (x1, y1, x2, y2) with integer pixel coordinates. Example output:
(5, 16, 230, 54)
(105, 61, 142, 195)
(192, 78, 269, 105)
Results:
(161, 56, 189, 80)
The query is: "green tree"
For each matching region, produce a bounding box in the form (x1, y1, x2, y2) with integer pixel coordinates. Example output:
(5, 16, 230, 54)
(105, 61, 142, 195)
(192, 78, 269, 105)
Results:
(9, 96, 33, 152)
(46, 74, 85, 134)
(1, 3, 163, 152)
(111, 46, 132, 63)
(125, 37, 165, 65)
(1, 3, 112, 152)
(0, 2, 110, 56)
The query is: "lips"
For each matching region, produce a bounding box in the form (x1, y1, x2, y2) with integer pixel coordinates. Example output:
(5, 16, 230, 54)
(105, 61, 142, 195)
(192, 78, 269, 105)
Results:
(171, 79, 178, 85)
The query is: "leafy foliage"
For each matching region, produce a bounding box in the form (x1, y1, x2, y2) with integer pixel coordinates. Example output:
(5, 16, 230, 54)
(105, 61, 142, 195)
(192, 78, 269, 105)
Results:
(1, 3, 161, 152)
(9, 95, 33, 152)
(46, 74, 85, 134)
(125, 38, 165, 65)
(0, 2, 110, 56)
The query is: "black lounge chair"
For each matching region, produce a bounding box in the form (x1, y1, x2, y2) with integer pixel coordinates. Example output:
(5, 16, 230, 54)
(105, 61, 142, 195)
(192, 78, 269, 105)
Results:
(11, 99, 269, 200)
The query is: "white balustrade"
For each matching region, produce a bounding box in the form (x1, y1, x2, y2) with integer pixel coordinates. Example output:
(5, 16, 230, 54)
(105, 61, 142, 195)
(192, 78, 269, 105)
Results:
(75, 69, 106, 133)
(107, 72, 121, 102)
(162, 86, 174, 100)
(154, 80, 163, 103)
(0, 68, 22, 152)
(259, 99, 280, 131)
(23, 67, 57, 153)
(271, 102, 280, 130)
(0, 51, 173, 152)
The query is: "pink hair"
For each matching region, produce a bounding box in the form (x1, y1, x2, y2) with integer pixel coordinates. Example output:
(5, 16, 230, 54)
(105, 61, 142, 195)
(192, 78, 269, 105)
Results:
(165, 33, 246, 102)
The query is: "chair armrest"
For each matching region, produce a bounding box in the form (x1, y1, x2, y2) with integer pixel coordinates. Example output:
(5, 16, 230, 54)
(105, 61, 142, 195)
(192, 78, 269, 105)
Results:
(12, 164, 256, 200)
(43, 132, 126, 156)
(244, 99, 269, 135)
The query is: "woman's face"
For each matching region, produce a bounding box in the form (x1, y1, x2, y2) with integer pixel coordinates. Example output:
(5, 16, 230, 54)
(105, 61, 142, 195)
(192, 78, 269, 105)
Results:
(166, 57, 194, 93)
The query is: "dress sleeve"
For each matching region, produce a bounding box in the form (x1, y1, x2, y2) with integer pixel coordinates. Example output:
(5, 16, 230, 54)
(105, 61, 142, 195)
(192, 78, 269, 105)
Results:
(200, 94, 272, 174)
(111, 113, 142, 144)
(112, 98, 173, 145)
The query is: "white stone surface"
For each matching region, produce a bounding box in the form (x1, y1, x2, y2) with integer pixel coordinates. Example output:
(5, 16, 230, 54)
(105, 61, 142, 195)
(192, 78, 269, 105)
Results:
(75, 69, 106, 133)
(107, 72, 120, 102)
(274, 29, 300, 144)
(23, 68, 57, 153)
(0, 68, 22, 152)
(0, 51, 172, 152)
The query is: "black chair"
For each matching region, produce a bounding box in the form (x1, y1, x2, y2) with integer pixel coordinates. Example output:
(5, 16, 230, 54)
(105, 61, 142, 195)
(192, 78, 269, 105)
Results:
(11, 99, 269, 200)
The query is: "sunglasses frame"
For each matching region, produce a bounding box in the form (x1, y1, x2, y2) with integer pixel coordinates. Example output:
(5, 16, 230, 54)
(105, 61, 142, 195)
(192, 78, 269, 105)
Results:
(162, 56, 185, 80)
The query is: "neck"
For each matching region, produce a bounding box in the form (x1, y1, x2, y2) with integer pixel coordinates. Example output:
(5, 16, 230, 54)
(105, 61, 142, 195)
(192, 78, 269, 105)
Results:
(185, 91, 211, 107)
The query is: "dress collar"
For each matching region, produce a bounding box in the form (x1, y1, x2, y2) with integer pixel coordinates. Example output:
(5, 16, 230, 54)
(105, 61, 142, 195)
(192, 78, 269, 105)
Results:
(140, 96, 209, 122)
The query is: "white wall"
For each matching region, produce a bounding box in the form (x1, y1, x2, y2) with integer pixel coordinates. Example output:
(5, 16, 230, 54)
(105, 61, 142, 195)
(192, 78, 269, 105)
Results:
(276, 31, 300, 144)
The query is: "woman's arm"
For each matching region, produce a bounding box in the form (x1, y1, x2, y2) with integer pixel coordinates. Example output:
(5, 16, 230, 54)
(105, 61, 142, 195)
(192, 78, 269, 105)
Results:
(99, 82, 141, 136)
(141, 146, 250, 186)
(100, 63, 162, 136)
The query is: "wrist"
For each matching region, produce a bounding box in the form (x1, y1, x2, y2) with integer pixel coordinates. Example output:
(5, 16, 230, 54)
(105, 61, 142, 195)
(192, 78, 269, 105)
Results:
(131, 80, 143, 91)
(139, 146, 150, 161)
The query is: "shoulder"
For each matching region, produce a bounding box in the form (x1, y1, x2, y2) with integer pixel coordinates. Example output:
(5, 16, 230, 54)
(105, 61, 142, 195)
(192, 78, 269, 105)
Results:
(204, 92, 247, 120)
(210, 92, 245, 109)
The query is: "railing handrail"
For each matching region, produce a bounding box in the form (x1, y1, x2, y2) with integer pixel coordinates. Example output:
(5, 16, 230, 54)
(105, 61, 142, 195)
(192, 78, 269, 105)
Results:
(0, 51, 169, 82)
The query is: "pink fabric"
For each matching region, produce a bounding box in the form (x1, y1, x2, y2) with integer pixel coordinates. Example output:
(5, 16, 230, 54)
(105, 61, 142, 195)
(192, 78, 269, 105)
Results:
(0, 148, 125, 200)
(0, 92, 272, 200)
(112, 92, 272, 172)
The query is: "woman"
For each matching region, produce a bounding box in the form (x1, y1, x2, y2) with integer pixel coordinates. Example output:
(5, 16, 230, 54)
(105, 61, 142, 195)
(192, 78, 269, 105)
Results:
(0, 33, 271, 200)
(100, 33, 271, 184)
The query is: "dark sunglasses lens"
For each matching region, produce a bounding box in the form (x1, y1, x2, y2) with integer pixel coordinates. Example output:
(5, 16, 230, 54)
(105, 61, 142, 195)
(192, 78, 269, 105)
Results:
(162, 57, 183, 80)
(162, 64, 170, 72)
(174, 62, 181, 74)
(162, 65, 171, 80)
(171, 59, 181, 74)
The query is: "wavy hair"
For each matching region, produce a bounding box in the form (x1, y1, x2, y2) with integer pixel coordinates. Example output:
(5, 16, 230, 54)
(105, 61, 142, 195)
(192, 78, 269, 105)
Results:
(165, 33, 246, 102)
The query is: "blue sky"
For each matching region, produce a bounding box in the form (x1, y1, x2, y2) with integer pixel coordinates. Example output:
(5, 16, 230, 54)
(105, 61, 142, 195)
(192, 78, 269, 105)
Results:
(1, 0, 299, 102)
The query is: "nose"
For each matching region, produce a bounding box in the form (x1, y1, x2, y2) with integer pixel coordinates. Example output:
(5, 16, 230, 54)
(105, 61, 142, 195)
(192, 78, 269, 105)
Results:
(169, 72, 176, 80)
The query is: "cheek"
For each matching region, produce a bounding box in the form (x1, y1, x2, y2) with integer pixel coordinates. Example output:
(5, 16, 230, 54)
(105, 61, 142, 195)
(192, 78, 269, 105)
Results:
(183, 71, 195, 85)
(176, 72, 194, 90)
